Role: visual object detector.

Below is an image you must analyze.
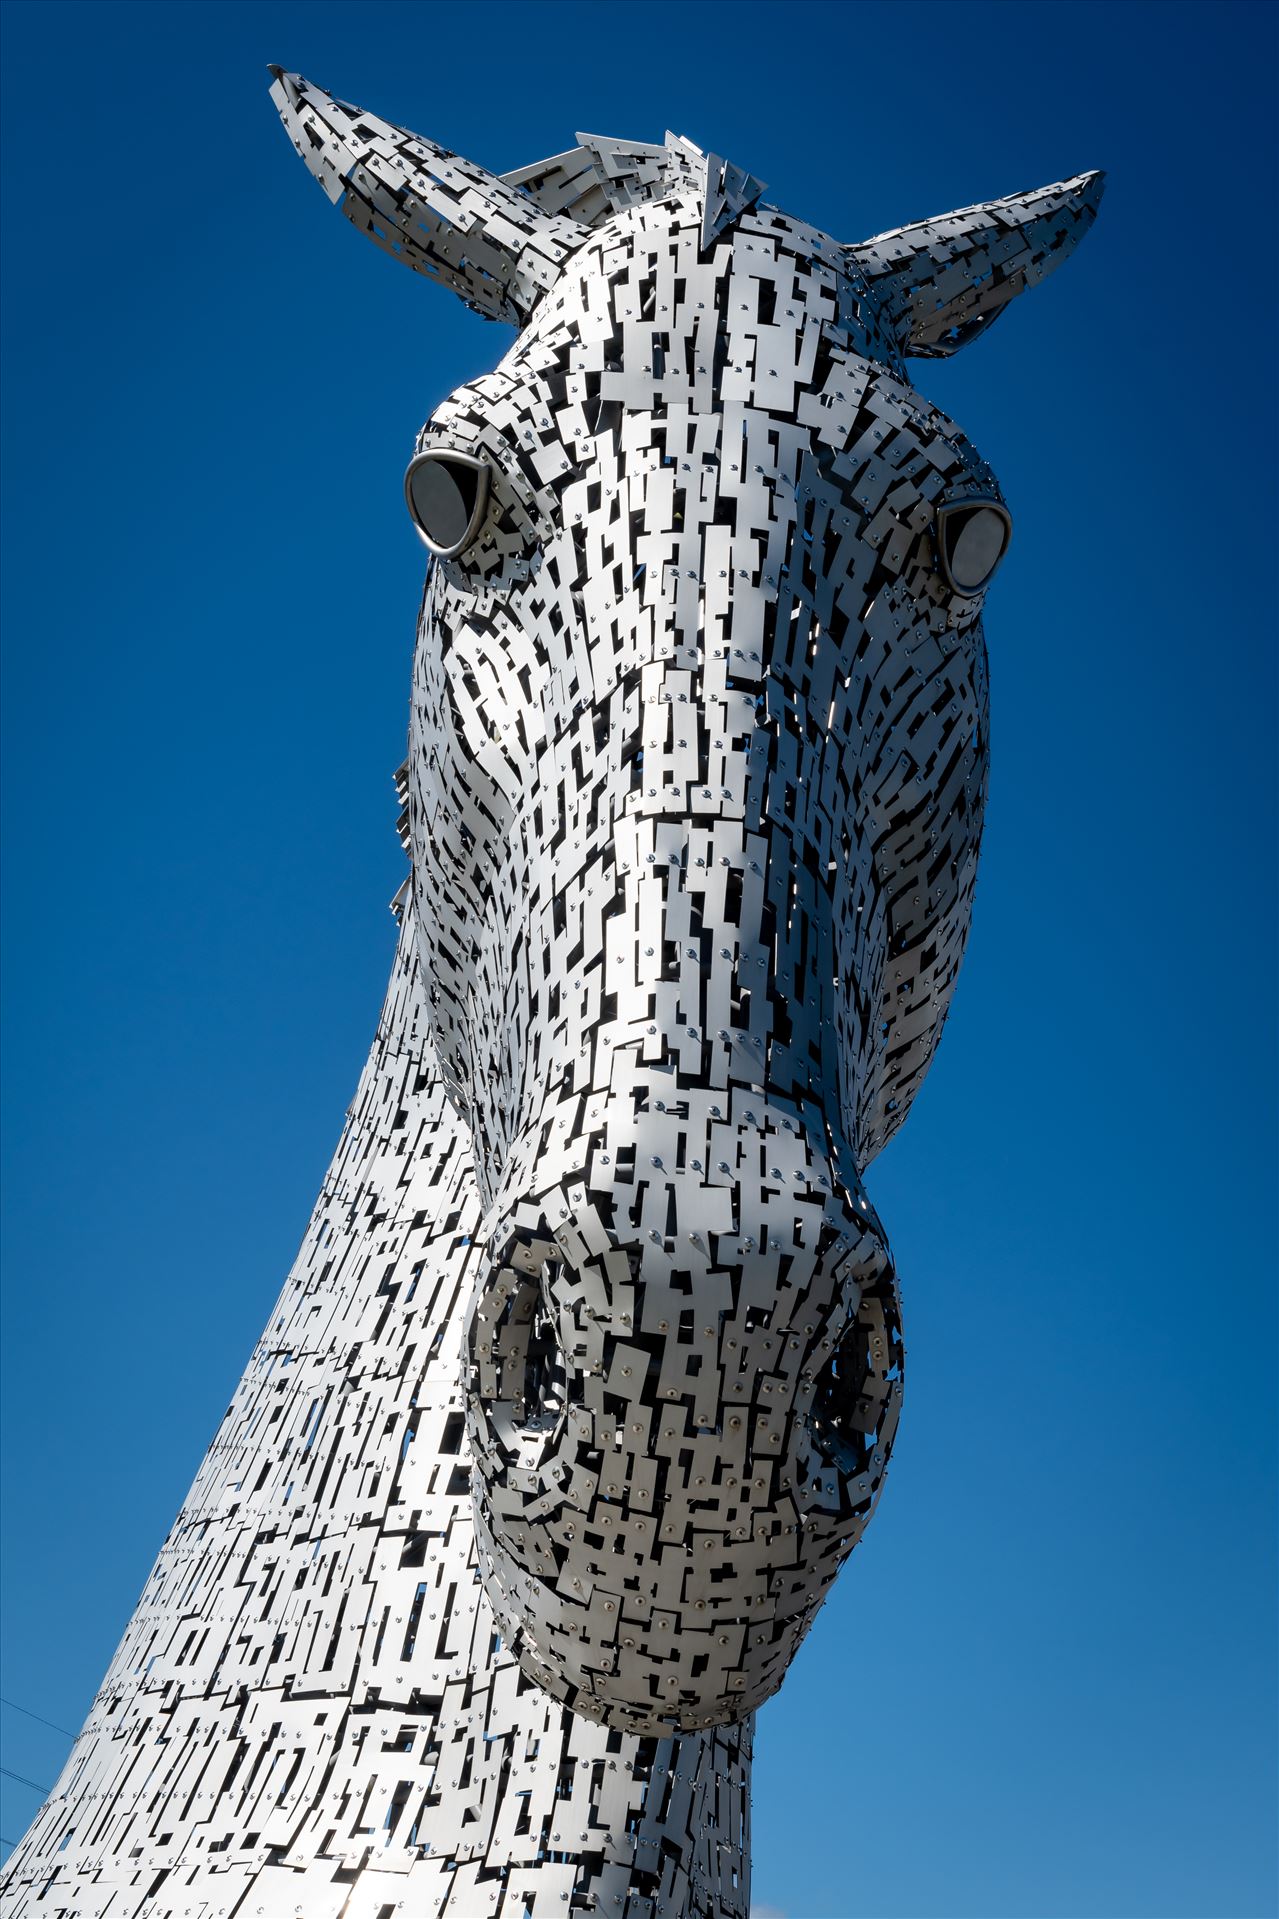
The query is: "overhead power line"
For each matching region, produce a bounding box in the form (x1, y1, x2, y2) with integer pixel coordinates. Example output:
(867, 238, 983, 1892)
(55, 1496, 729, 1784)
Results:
(0, 1698, 74, 1739)
(0, 1766, 49, 1794)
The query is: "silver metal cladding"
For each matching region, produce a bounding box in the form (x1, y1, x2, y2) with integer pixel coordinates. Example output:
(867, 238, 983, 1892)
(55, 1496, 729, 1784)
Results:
(0, 71, 1101, 1919)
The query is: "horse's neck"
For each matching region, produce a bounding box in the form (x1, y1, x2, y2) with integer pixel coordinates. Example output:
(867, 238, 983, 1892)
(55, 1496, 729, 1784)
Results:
(2, 902, 752, 1919)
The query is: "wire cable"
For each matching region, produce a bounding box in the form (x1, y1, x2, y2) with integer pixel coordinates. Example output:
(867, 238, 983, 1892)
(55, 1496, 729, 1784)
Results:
(0, 1766, 49, 1793)
(0, 1698, 74, 1739)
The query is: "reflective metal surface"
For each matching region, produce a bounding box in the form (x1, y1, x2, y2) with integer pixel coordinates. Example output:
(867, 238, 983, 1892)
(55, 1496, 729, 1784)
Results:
(0, 70, 1100, 1919)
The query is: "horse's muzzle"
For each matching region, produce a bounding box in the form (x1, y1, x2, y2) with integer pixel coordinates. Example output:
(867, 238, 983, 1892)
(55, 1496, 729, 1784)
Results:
(463, 1111, 902, 1734)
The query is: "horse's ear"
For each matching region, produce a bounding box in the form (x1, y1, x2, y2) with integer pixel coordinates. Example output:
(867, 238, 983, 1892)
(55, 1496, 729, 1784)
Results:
(846, 171, 1104, 358)
(269, 69, 589, 326)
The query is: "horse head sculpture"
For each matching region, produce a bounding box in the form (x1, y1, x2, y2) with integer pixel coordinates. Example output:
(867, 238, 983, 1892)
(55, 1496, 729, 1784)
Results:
(272, 70, 1100, 1738)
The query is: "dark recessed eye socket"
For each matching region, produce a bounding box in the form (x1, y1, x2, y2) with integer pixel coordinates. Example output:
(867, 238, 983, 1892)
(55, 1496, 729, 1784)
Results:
(404, 449, 491, 558)
(936, 497, 1012, 595)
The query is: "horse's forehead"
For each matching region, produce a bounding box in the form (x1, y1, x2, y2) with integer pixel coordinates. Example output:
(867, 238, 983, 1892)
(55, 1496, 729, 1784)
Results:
(507, 201, 840, 349)
(441, 210, 904, 431)
(417, 196, 989, 624)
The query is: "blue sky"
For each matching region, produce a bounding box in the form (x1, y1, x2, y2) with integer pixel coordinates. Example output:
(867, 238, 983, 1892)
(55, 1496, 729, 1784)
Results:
(1, 2, 1275, 1914)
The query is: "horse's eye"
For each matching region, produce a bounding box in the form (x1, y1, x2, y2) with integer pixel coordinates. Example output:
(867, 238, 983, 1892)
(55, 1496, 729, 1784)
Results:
(405, 450, 490, 558)
(936, 497, 1012, 595)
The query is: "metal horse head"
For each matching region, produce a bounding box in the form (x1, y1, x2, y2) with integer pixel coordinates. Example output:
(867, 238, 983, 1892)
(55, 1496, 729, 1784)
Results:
(273, 71, 1100, 1737)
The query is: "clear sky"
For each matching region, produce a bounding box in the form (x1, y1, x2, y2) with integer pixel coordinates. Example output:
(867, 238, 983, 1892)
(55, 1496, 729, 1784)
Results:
(1, 2, 1275, 1914)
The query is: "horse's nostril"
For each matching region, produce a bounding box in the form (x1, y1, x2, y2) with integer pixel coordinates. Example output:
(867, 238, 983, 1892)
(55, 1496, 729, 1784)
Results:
(809, 1278, 904, 1481)
(521, 1286, 567, 1433)
(469, 1250, 572, 1465)
(810, 1320, 874, 1476)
